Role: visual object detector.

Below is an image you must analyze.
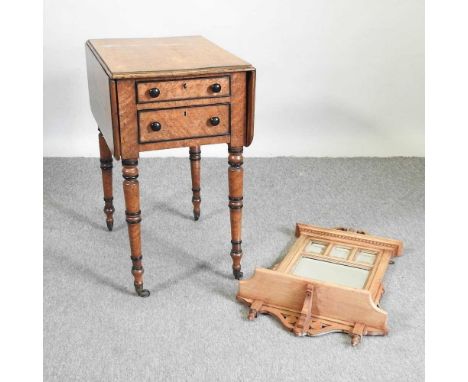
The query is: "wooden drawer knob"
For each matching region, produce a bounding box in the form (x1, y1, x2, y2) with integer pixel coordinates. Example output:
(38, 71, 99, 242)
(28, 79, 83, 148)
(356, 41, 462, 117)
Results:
(150, 121, 162, 131)
(149, 88, 160, 98)
(210, 116, 220, 126)
(211, 83, 222, 93)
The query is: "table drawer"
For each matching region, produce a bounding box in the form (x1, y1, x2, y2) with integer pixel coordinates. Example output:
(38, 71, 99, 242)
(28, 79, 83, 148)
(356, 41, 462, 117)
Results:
(136, 76, 230, 103)
(138, 103, 230, 143)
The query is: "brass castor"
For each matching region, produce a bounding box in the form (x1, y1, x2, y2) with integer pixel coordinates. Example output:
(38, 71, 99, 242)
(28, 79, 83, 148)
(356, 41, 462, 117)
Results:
(135, 284, 150, 298)
(233, 269, 243, 280)
(106, 219, 114, 231)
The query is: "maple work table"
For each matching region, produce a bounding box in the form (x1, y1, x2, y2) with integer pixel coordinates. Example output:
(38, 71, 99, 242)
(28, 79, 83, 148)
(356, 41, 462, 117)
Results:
(86, 36, 256, 297)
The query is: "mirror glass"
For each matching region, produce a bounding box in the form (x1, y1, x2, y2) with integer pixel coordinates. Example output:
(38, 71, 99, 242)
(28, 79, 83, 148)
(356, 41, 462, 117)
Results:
(330, 246, 351, 259)
(355, 250, 376, 265)
(292, 257, 369, 289)
(304, 241, 327, 254)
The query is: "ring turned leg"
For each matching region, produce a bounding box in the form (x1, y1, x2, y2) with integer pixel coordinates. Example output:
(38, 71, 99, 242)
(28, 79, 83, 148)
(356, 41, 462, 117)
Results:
(122, 159, 150, 297)
(228, 146, 244, 279)
(189, 146, 201, 221)
(98, 132, 115, 231)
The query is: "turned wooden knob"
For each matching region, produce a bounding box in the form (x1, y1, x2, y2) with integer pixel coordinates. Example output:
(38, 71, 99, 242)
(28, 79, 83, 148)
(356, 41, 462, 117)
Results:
(150, 121, 162, 131)
(210, 117, 220, 126)
(211, 83, 222, 93)
(148, 88, 160, 98)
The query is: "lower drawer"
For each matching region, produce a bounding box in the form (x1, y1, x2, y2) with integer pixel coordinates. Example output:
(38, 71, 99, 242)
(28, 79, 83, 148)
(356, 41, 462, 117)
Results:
(138, 104, 230, 143)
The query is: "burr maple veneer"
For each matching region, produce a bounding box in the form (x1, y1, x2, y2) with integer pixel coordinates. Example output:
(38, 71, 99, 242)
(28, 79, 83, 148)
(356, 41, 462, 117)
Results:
(86, 36, 256, 297)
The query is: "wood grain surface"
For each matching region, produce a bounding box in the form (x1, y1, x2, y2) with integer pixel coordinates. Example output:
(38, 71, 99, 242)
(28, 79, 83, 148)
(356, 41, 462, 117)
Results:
(98, 132, 115, 231)
(189, 146, 202, 221)
(86, 45, 116, 156)
(139, 104, 230, 143)
(229, 72, 247, 147)
(87, 36, 252, 79)
(136, 76, 230, 103)
(86, 36, 256, 294)
(238, 268, 389, 331)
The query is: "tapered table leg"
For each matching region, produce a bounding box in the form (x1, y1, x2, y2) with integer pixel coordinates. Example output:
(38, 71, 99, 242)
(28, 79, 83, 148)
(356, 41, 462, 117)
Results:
(122, 159, 150, 297)
(228, 146, 244, 279)
(189, 146, 201, 221)
(98, 132, 115, 231)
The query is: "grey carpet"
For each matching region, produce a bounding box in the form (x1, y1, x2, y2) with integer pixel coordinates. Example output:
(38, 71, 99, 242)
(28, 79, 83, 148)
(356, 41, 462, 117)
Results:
(44, 157, 424, 382)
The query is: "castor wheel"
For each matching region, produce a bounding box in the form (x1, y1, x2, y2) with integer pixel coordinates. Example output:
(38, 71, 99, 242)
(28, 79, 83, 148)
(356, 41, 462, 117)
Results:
(134, 284, 150, 298)
(233, 269, 243, 280)
(106, 220, 114, 231)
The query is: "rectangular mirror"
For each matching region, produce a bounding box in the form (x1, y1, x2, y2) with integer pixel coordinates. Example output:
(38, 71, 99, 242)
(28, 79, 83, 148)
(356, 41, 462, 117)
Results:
(304, 241, 327, 254)
(329, 246, 351, 259)
(355, 250, 376, 265)
(292, 257, 369, 289)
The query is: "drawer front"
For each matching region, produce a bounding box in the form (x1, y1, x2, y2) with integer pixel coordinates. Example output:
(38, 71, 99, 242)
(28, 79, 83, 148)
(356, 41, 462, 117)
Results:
(139, 104, 230, 143)
(136, 76, 230, 103)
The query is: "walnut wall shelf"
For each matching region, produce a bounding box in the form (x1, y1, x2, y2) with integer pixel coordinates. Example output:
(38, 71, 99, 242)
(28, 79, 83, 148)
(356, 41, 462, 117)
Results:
(237, 224, 403, 346)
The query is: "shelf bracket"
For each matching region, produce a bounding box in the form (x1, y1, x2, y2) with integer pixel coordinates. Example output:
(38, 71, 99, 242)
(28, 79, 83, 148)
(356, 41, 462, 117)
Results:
(293, 284, 314, 336)
(248, 300, 264, 320)
(351, 322, 367, 347)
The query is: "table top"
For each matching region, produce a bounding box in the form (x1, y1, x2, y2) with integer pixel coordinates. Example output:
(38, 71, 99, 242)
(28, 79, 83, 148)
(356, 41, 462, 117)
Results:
(86, 36, 252, 79)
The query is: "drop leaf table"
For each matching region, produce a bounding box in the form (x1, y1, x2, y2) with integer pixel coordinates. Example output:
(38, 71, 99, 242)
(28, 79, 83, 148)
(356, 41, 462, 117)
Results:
(86, 36, 256, 297)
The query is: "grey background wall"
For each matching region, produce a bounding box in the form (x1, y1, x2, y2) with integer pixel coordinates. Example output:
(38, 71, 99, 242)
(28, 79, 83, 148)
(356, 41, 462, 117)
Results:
(44, 0, 424, 157)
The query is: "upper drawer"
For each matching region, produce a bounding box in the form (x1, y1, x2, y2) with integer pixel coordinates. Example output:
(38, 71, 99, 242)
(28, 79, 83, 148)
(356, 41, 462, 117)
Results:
(136, 76, 230, 103)
(138, 103, 230, 144)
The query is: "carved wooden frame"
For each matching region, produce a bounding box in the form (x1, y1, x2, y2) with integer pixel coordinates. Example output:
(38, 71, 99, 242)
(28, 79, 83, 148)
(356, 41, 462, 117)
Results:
(237, 223, 403, 346)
